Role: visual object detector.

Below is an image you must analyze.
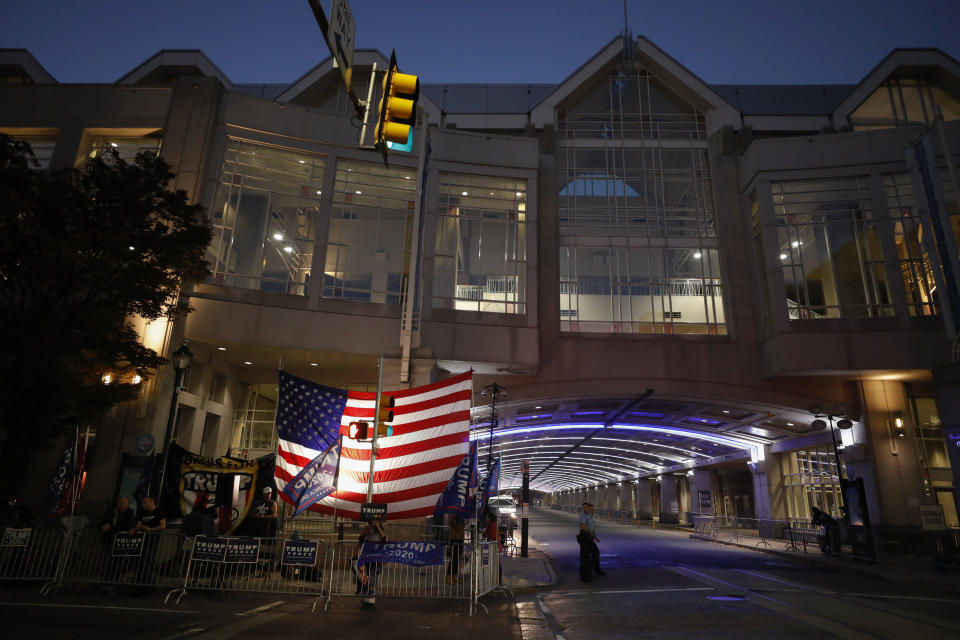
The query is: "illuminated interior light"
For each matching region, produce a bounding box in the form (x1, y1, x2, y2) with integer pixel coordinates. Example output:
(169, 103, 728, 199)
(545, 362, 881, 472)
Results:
(355, 190, 362, 195)
(780, 253, 788, 260)
(132, 375, 142, 385)
(299, 160, 305, 164)
(273, 233, 283, 241)
(310, 362, 319, 367)
(110, 142, 118, 148)
(243, 361, 253, 365)
(217, 347, 227, 351)
(102, 373, 112, 385)
(694, 252, 702, 259)
(786, 422, 794, 426)
(128, 246, 135, 251)
(461, 191, 468, 196)
(316, 190, 322, 195)
(516, 192, 523, 196)
(283, 246, 294, 253)
(404, 176, 411, 180)
(791, 241, 800, 247)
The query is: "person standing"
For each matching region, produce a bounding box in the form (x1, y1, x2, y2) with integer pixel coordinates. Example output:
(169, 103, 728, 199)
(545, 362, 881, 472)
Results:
(483, 511, 503, 585)
(445, 514, 465, 585)
(250, 487, 278, 537)
(577, 502, 605, 581)
(130, 495, 165, 589)
(360, 516, 387, 607)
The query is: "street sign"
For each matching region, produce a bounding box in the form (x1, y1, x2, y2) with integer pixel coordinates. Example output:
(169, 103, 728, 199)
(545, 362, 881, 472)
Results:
(325, 0, 355, 93)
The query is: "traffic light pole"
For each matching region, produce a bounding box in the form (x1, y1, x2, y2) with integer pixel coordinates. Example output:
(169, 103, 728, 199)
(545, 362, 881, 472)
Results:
(358, 62, 378, 147)
(366, 355, 384, 502)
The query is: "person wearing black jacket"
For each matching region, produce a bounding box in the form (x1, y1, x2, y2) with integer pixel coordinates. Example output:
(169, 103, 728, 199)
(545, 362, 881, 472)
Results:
(99, 496, 136, 536)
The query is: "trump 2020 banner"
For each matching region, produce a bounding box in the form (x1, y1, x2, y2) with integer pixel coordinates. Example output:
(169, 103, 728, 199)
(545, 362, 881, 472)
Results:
(357, 541, 446, 567)
(164, 444, 275, 535)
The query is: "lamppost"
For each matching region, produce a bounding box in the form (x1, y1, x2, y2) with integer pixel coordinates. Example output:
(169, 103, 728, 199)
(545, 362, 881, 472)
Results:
(810, 405, 853, 517)
(480, 382, 507, 471)
(157, 341, 193, 499)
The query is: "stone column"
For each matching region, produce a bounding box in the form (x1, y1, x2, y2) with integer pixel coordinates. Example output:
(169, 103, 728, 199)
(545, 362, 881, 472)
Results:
(750, 453, 774, 521)
(635, 479, 652, 519)
(660, 476, 679, 524)
(691, 469, 716, 515)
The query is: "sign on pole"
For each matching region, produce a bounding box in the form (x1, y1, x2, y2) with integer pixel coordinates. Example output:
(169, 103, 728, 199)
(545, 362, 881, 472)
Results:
(361, 502, 388, 522)
(325, 0, 355, 93)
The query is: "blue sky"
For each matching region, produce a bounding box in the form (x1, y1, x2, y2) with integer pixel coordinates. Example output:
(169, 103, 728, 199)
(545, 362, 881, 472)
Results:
(2, 0, 959, 85)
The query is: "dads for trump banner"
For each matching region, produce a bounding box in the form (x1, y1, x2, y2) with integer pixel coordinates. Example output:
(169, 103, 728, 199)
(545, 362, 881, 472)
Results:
(163, 444, 275, 535)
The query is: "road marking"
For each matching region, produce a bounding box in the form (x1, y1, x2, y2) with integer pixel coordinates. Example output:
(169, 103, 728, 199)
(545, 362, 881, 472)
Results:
(552, 586, 714, 596)
(238, 600, 285, 616)
(0, 602, 202, 614)
(667, 566, 874, 640)
(736, 569, 960, 603)
(162, 628, 205, 640)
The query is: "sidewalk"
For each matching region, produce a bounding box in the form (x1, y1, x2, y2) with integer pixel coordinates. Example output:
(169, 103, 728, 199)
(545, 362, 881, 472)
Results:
(500, 532, 557, 590)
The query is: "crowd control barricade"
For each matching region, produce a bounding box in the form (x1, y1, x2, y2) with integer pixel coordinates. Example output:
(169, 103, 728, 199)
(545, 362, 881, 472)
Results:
(0, 527, 64, 584)
(323, 540, 480, 613)
(51, 529, 190, 593)
(165, 535, 328, 610)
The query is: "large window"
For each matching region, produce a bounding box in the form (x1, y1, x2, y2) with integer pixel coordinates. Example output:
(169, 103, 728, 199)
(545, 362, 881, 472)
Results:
(556, 67, 722, 334)
(773, 177, 892, 319)
(87, 135, 163, 162)
(322, 159, 416, 303)
(559, 147, 714, 238)
(779, 446, 844, 521)
(884, 173, 939, 316)
(559, 246, 724, 334)
(850, 77, 960, 131)
(208, 138, 323, 296)
(432, 173, 527, 313)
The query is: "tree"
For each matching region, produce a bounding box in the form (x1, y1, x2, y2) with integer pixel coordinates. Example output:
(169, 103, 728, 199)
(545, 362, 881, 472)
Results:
(0, 134, 212, 494)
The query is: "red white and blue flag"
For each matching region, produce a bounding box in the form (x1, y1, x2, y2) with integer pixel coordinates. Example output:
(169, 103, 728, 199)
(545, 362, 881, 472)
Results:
(275, 371, 473, 520)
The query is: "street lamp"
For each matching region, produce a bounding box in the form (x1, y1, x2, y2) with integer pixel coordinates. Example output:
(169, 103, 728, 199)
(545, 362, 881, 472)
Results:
(810, 405, 853, 518)
(480, 382, 507, 471)
(157, 340, 193, 499)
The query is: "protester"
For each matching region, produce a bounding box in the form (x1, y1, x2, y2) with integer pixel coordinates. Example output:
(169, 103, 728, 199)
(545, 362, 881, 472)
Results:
(577, 502, 605, 581)
(811, 506, 838, 553)
(250, 487, 278, 537)
(360, 516, 387, 607)
(131, 495, 165, 591)
(445, 514, 465, 585)
(483, 511, 503, 584)
(99, 496, 136, 537)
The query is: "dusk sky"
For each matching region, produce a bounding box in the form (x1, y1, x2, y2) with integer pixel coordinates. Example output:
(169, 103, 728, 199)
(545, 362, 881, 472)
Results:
(2, 0, 959, 86)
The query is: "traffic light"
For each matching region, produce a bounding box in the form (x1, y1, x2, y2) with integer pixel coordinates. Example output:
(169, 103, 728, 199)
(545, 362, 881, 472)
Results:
(346, 421, 369, 440)
(374, 50, 419, 154)
(376, 394, 395, 438)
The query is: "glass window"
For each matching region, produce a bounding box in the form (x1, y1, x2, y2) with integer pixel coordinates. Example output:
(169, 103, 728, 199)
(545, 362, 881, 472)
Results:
(779, 446, 844, 521)
(87, 135, 163, 162)
(558, 70, 707, 141)
(884, 173, 939, 316)
(323, 159, 416, 304)
(3, 134, 56, 169)
(208, 138, 323, 296)
(850, 77, 960, 131)
(773, 177, 892, 319)
(432, 173, 527, 313)
(559, 246, 724, 334)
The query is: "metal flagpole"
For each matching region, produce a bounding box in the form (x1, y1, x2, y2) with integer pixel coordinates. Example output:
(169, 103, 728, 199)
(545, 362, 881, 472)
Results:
(331, 434, 343, 536)
(366, 355, 384, 502)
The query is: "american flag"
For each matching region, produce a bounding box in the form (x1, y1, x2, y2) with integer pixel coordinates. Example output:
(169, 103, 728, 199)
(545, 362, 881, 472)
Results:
(274, 370, 473, 520)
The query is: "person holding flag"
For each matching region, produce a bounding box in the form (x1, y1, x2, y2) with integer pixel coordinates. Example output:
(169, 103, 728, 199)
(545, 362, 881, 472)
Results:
(434, 441, 478, 586)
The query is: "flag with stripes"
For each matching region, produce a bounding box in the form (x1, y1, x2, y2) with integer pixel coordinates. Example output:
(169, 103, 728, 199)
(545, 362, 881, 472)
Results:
(275, 370, 473, 520)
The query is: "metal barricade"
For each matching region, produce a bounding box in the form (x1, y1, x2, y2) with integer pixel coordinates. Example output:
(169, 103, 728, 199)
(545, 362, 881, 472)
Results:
(0, 527, 64, 583)
(693, 515, 718, 538)
(56, 529, 190, 592)
(167, 536, 328, 610)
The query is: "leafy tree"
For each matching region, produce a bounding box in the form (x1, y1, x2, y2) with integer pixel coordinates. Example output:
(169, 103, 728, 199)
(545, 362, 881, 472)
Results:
(0, 134, 212, 494)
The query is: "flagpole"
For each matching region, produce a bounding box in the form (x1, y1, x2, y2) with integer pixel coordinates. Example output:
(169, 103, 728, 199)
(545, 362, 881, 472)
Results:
(331, 434, 343, 532)
(366, 355, 384, 503)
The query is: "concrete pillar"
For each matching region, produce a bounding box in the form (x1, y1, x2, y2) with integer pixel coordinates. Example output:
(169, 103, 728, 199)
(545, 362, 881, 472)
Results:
(636, 479, 653, 519)
(660, 476, 679, 524)
(750, 452, 774, 521)
(691, 469, 716, 515)
(619, 482, 634, 517)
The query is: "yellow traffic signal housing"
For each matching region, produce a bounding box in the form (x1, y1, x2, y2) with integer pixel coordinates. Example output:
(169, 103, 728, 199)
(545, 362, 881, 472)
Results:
(376, 394, 396, 438)
(375, 50, 419, 152)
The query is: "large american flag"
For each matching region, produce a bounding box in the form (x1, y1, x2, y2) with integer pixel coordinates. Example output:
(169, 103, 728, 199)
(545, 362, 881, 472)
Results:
(274, 370, 473, 520)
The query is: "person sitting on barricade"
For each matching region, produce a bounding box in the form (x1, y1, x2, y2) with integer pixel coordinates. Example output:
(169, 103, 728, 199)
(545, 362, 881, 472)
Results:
(445, 514, 465, 585)
(98, 496, 136, 589)
(250, 487, 278, 578)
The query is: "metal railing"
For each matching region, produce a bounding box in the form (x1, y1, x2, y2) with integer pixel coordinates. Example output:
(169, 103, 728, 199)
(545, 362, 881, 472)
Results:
(1, 524, 503, 616)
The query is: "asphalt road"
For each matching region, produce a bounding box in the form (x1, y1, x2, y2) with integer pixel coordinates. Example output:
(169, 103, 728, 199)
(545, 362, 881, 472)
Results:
(525, 507, 960, 639)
